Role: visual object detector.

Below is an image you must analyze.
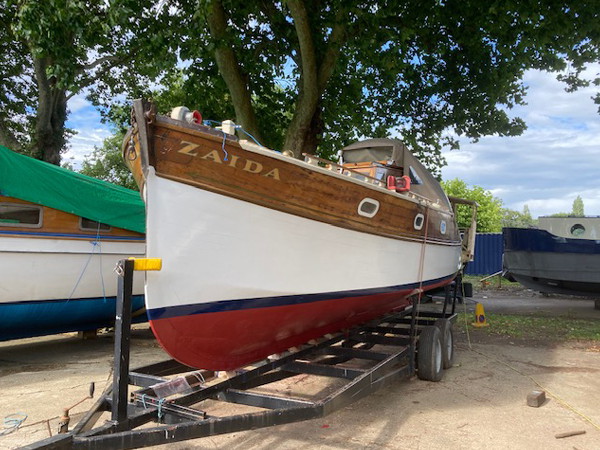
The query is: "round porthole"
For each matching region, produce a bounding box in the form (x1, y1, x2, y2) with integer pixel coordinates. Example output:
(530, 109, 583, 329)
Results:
(570, 224, 585, 237)
(440, 220, 447, 234)
(358, 198, 380, 218)
(414, 213, 425, 230)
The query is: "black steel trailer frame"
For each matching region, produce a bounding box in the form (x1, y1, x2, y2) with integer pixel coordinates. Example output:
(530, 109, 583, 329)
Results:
(25, 260, 460, 450)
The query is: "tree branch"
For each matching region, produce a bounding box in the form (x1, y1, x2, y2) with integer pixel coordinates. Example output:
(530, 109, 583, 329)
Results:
(283, 0, 322, 155)
(287, 0, 318, 110)
(33, 56, 53, 130)
(283, 1, 348, 156)
(0, 120, 22, 151)
(73, 49, 140, 93)
(317, 10, 347, 93)
(80, 54, 124, 72)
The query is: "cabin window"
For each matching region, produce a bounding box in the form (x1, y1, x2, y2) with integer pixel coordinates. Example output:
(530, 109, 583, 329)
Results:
(570, 224, 585, 237)
(0, 203, 43, 227)
(375, 167, 387, 181)
(408, 166, 423, 185)
(358, 198, 380, 218)
(80, 217, 111, 232)
(414, 213, 425, 230)
(440, 220, 447, 234)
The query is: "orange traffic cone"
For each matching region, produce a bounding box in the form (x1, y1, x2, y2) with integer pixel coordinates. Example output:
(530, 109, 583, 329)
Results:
(472, 303, 489, 327)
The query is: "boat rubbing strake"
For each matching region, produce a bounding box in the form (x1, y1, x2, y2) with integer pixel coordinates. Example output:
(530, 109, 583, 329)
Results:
(124, 99, 466, 370)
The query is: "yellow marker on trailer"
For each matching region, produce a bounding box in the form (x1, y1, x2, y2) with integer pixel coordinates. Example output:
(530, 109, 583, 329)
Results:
(128, 257, 162, 271)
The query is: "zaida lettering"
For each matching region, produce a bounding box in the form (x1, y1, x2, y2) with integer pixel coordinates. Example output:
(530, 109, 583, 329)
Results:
(178, 142, 280, 180)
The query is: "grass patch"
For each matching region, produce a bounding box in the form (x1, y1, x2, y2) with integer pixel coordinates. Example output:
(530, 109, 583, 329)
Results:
(462, 274, 523, 292)
(457, 312, 600, 341)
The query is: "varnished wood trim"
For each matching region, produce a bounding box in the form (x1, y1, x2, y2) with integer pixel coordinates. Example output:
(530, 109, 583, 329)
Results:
(129, 112, 460, 247)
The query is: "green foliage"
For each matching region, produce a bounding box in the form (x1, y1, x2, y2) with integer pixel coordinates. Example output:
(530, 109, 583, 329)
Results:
(1, 0, 180, 160)
(442, 178, 503, 232)
(0, 2, 35, 151)
(548, 194, 586, 218)
(572, 195, 585, 216)
(146, 70, 291, 152)
(100, 0, 600, 173)
(2, 0, 599, 170)
(502, 204, 537, 228)
(80, 132, 137, 191)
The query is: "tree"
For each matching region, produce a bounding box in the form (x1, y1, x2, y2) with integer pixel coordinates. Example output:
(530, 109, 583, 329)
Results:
(549, 196, 586, 217)
(442, 178, 503, 232)
(4, 0, 600, 170)
(80, 132, 138, 191)
(572, 195, 585, 216)
(154, 0, 600, 170)
(1, 0, 178, 164)
(502, 205, 537, 228)
(0, 2, 34, 152)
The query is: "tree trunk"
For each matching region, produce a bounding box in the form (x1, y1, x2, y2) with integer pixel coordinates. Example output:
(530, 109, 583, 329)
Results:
(304, 105, 324, 155)
(206, 0, 265, 144)
(284, 0, 346, 157)
(33, 56, 67, 165)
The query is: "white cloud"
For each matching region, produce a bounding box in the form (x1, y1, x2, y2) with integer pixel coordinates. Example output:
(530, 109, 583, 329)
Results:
(65, 95, 112, 167)
(442, 65, 600, 218)
(67, 93, 92, 114)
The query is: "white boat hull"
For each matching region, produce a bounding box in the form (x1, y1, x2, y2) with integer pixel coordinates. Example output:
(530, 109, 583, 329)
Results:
(144, 169, 462, 369)
(0, 235, 145, 340)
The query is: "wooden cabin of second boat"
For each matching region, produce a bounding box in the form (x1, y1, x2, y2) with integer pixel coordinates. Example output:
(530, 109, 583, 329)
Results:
(0, 195, 143, 240)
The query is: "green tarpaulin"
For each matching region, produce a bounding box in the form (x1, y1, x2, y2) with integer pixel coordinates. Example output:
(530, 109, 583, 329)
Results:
(0, 145, 145, 233)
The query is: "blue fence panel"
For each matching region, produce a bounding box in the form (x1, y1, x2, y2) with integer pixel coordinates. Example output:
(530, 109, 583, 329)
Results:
(464, 233, 503, 275)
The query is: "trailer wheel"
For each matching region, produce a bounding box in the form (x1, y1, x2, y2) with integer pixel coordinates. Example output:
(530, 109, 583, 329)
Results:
(417, 326, 443, 382)
(434, 319, 454, 369)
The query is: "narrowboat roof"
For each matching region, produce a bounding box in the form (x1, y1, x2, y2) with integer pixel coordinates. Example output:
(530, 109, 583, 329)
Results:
(0, 145, 145, 233)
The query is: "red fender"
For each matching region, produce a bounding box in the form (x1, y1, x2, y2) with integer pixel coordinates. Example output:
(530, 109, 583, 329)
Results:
(387, 175, 411, 192)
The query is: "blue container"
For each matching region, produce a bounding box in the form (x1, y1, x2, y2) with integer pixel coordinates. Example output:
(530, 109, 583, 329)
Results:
(464, 233, 503, 275)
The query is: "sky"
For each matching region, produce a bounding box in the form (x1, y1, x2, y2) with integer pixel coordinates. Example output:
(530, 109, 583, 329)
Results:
(441, 65, 600, 219)
(64, 94, 114, 163)
(64, 66, 600, 219)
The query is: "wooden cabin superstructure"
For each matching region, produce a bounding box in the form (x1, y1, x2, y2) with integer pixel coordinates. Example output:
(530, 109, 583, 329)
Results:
(0, 196, 143, 240)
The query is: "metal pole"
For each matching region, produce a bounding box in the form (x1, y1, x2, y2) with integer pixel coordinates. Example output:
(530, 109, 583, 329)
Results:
(451, 273, 461, 315)
(112, 258, 135, 427)
(442, 284, 450, 316)
(408, 296, 419, 374)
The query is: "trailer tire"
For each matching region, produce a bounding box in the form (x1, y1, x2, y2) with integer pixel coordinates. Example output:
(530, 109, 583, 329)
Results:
(417, 326, 444, 382)
(434, 319, 454, 369)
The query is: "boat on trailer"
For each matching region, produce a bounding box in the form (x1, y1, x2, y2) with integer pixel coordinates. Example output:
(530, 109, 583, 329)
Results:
(124, 99, 471, 371)
(503, 216, 600, 296)
(0, 145, 146, 341)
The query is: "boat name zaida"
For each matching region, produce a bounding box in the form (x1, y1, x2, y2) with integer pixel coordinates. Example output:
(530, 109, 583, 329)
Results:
(178, 141, 280, 180)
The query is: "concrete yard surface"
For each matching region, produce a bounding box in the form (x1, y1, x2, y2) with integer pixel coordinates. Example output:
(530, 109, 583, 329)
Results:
(472, 291, 600, 320)
(1, 312, 599, 449)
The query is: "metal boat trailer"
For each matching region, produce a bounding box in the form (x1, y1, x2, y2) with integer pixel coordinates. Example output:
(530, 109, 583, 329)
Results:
(25, 260, 460, 450)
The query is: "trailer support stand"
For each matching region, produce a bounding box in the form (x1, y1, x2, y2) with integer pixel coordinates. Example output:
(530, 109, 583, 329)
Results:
(112, 259, 134, 428)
